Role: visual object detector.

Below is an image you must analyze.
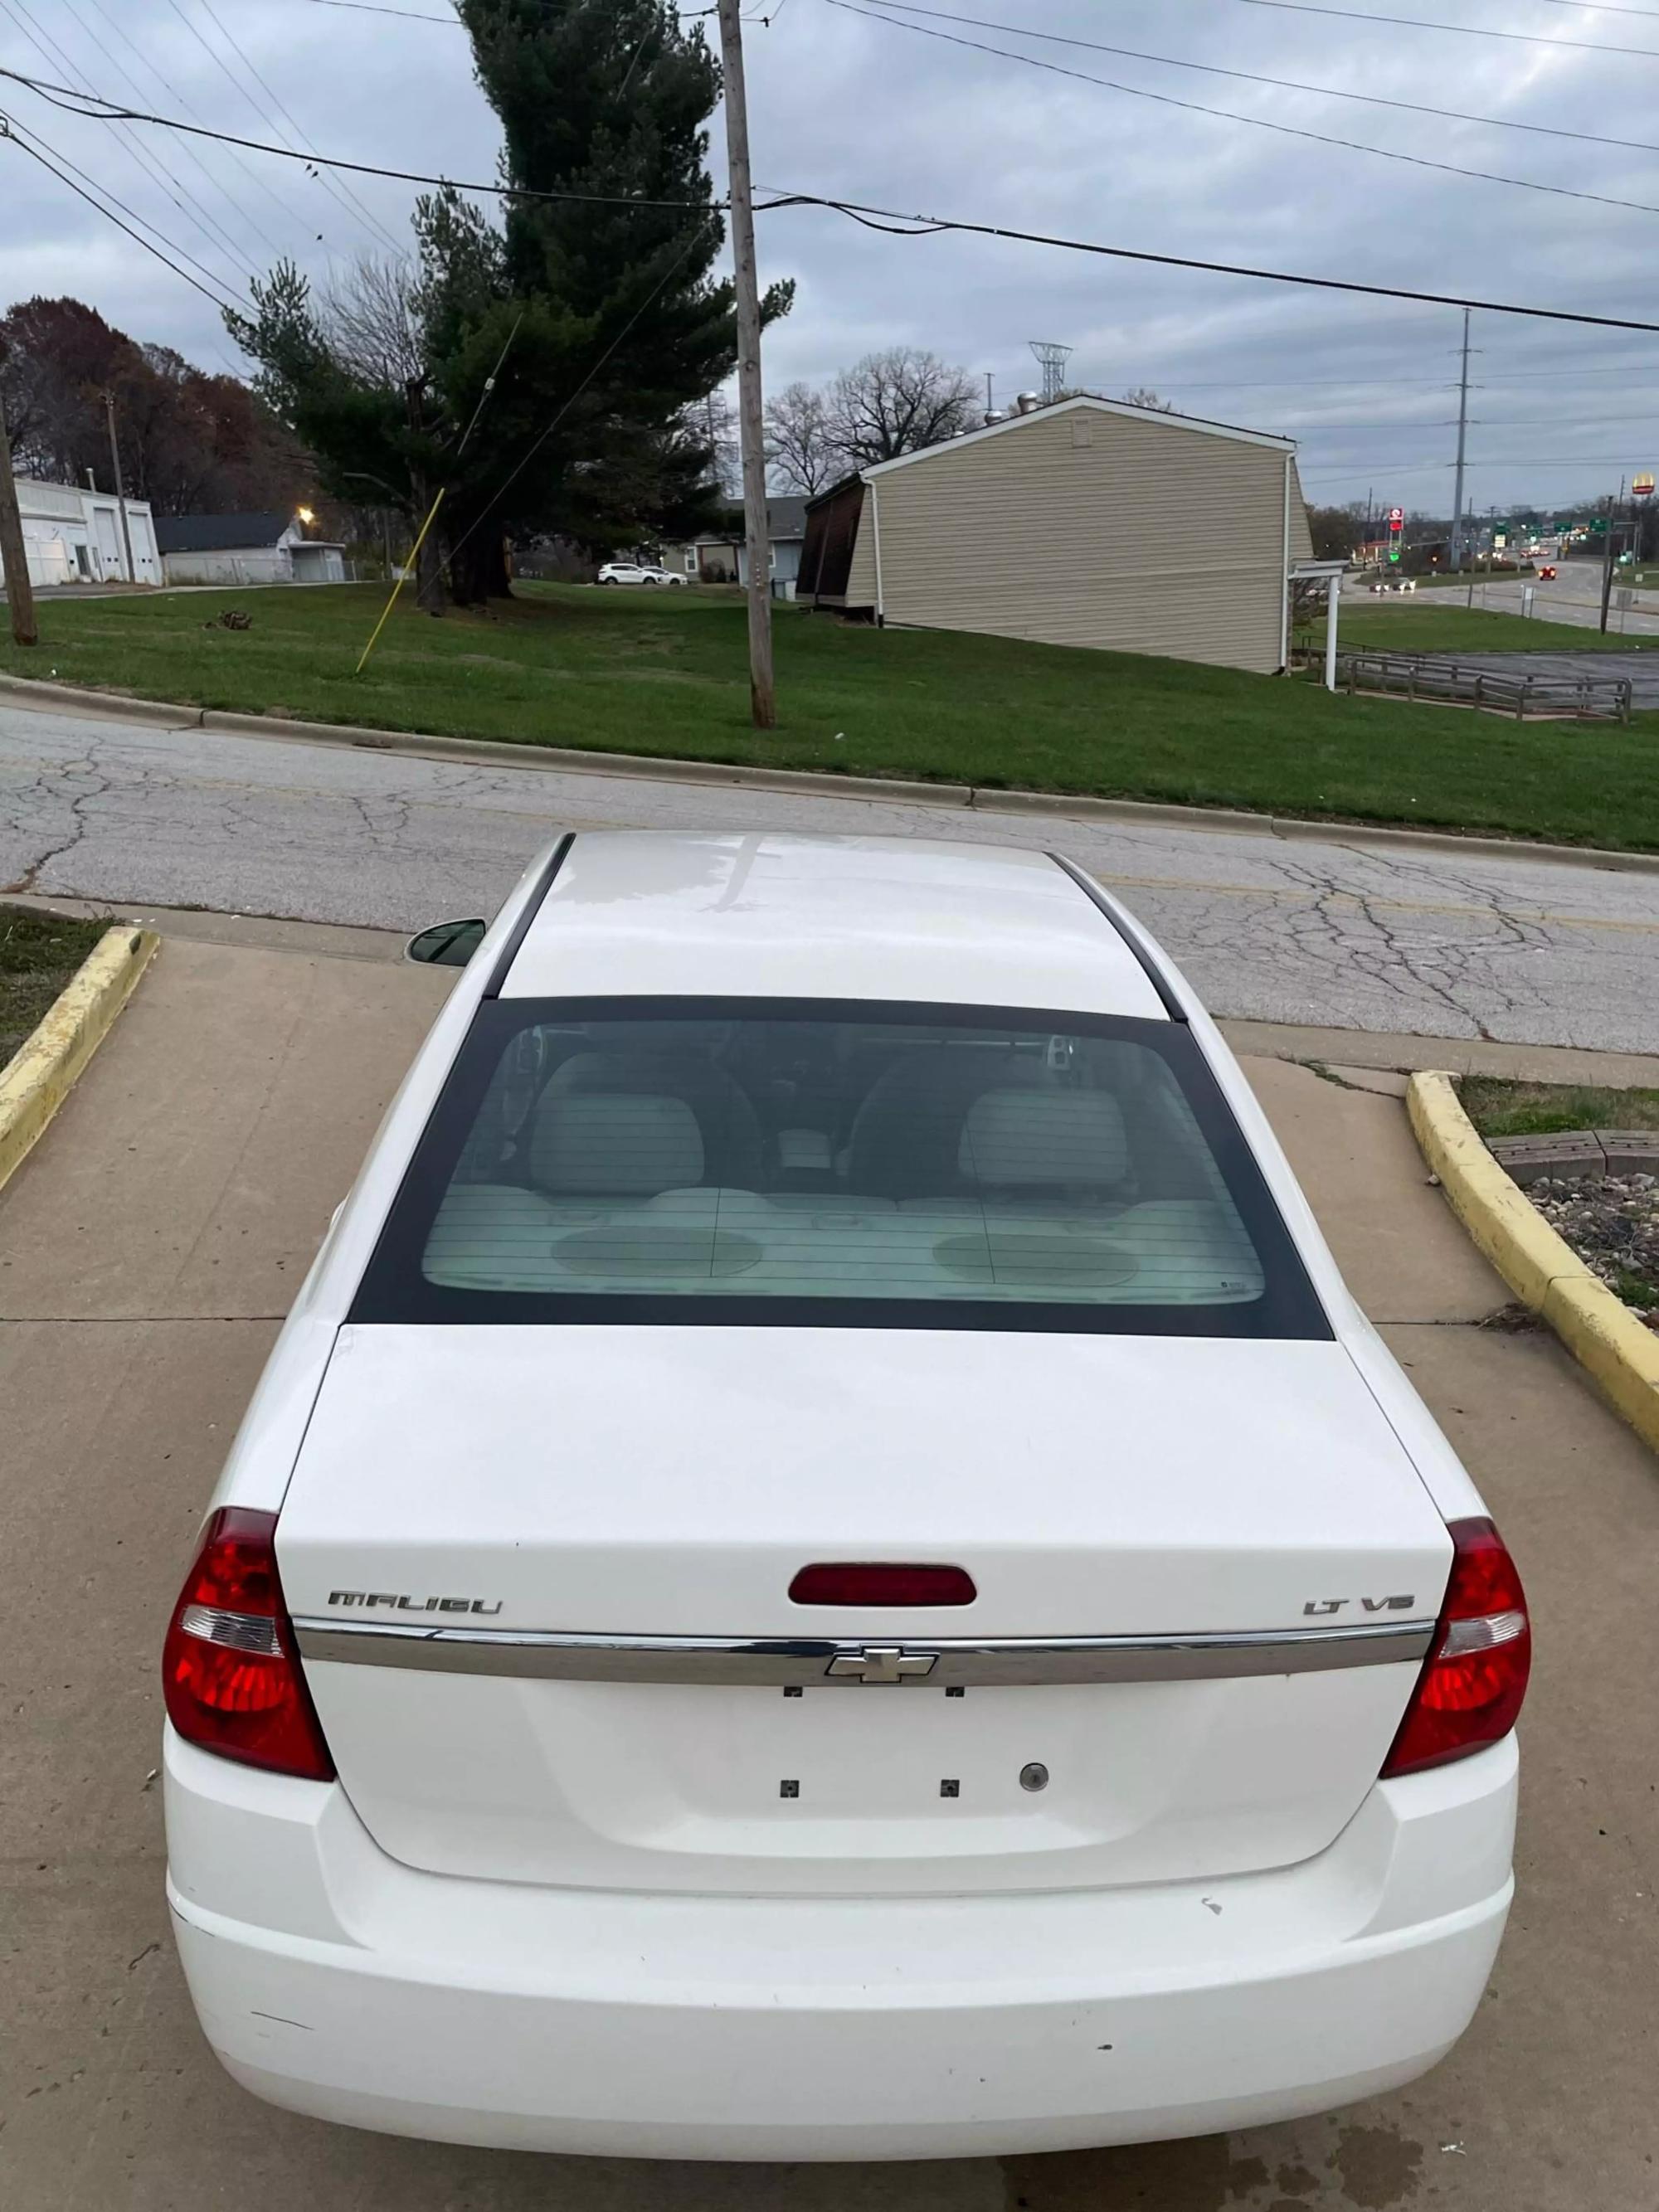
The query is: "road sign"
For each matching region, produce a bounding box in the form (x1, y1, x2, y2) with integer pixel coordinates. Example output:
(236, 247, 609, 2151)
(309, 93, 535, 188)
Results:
(1635, 472, 1655, 499)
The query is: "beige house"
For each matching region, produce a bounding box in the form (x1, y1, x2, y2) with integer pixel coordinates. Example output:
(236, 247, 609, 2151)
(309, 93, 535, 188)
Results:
(797, 395, 1314, 675)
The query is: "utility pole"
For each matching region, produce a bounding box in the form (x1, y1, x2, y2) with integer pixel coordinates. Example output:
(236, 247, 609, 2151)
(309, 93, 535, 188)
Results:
(1449, 308, 1471, 574)
(405, 377, 444, 615)
(104, 391, 137, 584)
(0, 386, 40, 647)
(985, 371, 994, 416)
(1600, 479, 1624, 635)
(716, 0, 776, 729)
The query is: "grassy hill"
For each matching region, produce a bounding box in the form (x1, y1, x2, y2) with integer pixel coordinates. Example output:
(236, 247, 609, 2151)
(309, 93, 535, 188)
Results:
(3, 581, 1657, 850)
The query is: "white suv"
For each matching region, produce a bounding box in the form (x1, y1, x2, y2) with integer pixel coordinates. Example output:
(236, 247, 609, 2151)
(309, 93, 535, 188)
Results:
(596, 561, 684, 586)
(162, 832, 1527, 2161)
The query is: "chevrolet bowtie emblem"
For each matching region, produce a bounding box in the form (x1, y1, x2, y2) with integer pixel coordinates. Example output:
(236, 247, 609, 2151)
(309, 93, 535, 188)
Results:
(825, 1646, 939, 1684)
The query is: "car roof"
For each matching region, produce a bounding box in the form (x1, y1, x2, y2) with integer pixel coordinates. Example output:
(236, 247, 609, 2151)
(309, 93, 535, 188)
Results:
(499, 833, 1169, 1017)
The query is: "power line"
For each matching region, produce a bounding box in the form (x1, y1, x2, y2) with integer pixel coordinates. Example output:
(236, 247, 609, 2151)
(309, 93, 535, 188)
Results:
(0, 111, 250, 310)
(157, 0, 336, 243)
(283, 0, 460, 16)
(0, 62, 727, 211)
(71, 0, 289, 267)
(11, 62, 1659, 334)
(1216, 0, 1659, 62)
(828, 1, 1659, 221)
(1287, 413, 1659, 430)
(868, 0, 1659, 158)
(0, 0, 272, 282)
(189, 0, 406, 254)
(781, 190, 1659, 333)
(1170, 366, 1659, 388)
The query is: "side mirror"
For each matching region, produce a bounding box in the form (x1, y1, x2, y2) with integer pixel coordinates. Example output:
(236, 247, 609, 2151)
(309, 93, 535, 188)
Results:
(406, 917, 487, 968)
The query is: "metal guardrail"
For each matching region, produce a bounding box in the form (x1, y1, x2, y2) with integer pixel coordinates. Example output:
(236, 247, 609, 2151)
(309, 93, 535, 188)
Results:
(1335, 650, 1632, 723)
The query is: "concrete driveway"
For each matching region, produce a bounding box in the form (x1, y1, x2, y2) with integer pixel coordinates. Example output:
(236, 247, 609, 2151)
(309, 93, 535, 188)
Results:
(2, 928, 1656, 2211)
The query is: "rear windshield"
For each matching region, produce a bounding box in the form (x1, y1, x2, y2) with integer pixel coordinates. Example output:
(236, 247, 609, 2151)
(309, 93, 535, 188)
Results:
(352, 998, 1329, 1337)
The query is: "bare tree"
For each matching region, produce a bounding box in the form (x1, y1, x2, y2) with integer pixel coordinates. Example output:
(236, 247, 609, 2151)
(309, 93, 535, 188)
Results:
(826, 348, 976, 468)
(1120, 387, 1175, 412)
(764, 379, 838, 496)
(321, 254, 425, 388)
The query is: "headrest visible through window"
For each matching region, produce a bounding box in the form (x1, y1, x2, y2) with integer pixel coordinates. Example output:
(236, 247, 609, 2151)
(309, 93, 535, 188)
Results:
(530, 1092, 705, 1195)
(958, 1089, 1129, 1189)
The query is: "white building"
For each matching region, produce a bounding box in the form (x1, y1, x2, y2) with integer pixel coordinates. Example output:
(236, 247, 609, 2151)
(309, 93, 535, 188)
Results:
(17, 476, 162, 586)
(154, 512, 347, 586)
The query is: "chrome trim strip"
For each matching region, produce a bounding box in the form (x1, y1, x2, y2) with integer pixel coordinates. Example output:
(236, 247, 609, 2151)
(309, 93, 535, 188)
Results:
(292, 1617, 1434, 1686)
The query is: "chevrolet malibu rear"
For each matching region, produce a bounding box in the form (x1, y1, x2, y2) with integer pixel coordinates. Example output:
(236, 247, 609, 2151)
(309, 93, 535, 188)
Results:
(162, 833, 1528, 2161)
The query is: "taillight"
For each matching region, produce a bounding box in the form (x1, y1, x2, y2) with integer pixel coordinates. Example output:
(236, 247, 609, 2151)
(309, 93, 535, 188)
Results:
(162, 1507, 334, 1782)
(1383, 1516, 1530, 1778)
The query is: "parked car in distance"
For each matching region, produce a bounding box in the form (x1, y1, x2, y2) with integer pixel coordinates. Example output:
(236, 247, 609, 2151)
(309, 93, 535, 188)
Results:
(162, 832, 1529, 2162)
(596, 561, 684, 586)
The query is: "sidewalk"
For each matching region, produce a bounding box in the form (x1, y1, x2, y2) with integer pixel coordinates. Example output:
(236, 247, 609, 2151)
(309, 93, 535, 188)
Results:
(2, 931, 1656, 2211)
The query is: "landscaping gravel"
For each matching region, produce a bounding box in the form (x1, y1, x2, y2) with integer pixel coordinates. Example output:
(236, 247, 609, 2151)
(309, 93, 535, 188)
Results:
(1529, 1173, 1659, 1326)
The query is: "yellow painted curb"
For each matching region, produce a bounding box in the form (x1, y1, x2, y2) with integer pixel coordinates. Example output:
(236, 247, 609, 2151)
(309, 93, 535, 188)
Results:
(0, 925, 160, 1195)
(1408, 1069, 1659, 1453)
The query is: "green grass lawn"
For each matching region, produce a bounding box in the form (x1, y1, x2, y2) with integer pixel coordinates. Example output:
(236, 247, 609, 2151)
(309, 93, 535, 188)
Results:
(1461, 1078, 1659, 1140)
(1324, 601, 1659, 655)
(0, 904, 106, 1068)
(6, 581, 1659, 848)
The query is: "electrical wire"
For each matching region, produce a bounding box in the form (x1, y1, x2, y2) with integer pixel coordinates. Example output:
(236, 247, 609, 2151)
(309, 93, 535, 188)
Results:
(1214, 0, 1659, 62)
(71, 0, 289, 268)
(158, 0, 336, 241)
(46, 0, 270, 277)
(0, 111, 251, 310)
(285, 0, 461, 16)
(827, 0, 1659, 221)
(190, 0, 407, 254)
(1287, 414, 1659, 430)
(11, 61, 1659, 334)
(868, 0, 1659, 158)
(444, 232, 709, 566)
(0, 0, 276, 281)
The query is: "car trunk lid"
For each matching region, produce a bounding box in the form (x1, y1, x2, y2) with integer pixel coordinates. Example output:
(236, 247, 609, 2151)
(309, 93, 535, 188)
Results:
(278, 1324, 1448, 1896)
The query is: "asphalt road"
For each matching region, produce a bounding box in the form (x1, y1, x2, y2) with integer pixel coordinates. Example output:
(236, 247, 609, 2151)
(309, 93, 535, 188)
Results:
(1365, 562, 1659, 638)
(2, 698, 1658, 1051)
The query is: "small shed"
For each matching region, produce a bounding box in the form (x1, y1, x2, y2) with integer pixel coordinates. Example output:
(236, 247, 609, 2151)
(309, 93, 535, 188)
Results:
(797, 396, 1314, 675)
(155, 513, 346, 587)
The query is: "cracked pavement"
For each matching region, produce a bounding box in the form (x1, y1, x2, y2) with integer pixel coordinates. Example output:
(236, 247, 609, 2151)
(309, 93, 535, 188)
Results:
(2, 698, 1657, 1050)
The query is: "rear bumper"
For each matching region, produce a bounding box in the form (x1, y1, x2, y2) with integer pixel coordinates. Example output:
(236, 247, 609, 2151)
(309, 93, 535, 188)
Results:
(165, 1725, 1515, 2161)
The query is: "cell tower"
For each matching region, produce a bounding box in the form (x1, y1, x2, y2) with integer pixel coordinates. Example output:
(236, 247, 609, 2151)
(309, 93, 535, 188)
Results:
(1029, 340, 1073, 404)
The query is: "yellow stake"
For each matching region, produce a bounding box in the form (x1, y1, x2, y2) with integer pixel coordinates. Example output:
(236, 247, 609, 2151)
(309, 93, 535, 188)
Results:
(354, 487, 447, 677)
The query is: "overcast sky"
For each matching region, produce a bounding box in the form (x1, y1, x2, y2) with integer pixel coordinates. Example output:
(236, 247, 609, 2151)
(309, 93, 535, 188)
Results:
(3, 0, 1658, 518)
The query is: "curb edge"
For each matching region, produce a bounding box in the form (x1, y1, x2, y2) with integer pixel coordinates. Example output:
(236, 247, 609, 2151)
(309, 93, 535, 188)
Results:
(1406, 1070, 1659, 1454)
(0, 925, 161, 1196)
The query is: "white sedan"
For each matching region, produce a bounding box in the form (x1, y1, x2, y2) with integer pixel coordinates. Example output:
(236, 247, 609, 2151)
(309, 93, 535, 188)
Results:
(162, 832, 1527, 2161)
(596, 561, 684, 586)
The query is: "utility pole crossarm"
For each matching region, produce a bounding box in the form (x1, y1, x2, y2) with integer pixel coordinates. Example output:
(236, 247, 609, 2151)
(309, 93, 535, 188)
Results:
(717, 0, 776, 731)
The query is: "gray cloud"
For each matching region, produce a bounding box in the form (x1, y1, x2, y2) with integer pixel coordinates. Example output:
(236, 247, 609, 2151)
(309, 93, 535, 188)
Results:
(4, 0, 1657, 515)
